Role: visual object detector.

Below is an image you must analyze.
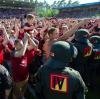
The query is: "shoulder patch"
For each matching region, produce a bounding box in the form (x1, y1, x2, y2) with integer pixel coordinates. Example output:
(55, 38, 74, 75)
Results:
(94, 50, 100, 60)
(50, 74, 68, 94)
(83, 46, 92, 57)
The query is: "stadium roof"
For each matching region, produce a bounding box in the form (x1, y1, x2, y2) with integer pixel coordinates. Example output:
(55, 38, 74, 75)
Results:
(53, 2, 100, 10)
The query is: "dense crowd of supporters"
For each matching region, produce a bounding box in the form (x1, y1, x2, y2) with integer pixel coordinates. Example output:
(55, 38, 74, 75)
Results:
(0, 8, 29, 19)
(0, 14, 100, 99)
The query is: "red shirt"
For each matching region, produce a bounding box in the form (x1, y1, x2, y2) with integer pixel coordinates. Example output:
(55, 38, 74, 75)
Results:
(36, 33, 43, 51)
(18, 31, 25, 40)
(24, 23, 34, 33)
(26, 49, 35, 65)
(4, 41, 14, 61)
(12, 55, 28, 82)
(0, 44, 4, 64)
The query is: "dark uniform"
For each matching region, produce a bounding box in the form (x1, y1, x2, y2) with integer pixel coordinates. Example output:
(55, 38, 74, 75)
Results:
(0, 65, 12, 99)
(89, 35, 100, 90)
(71, 29, 93, 85)
(34, 41, 87, 99)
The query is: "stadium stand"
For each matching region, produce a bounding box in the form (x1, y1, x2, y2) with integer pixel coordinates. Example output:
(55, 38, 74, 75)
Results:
(0, 0, 35, 19)
(55, 2, 100, 18)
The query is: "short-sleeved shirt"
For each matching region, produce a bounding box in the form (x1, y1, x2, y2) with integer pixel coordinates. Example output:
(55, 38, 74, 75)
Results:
(11, 53, 28, 82)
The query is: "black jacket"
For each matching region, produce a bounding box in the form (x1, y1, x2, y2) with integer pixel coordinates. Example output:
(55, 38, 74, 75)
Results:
(34, 60, 87, 99)
(0, 65, 12, 99)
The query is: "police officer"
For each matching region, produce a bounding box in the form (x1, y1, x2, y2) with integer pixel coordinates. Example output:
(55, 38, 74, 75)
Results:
(89, 35, 100, 90)
(34, 41, 87, 99)
(0, 64, 12, 99)
(71, 29, 93, 85)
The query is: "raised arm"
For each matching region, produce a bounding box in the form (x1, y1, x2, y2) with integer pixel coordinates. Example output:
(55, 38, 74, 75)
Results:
(24, 25, 35, 31)
(58, 19, 89, 41)
(2, 25, 9, 46)
(14, 33, 29, 57)
(28, 33, 38, 51)
(14, 19, 20, 38)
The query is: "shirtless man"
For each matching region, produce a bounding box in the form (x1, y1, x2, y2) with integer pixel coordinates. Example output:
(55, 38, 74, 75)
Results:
(43, 27, 59, 60)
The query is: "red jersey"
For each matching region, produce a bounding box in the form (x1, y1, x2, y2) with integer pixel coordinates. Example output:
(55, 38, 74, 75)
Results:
(12, 55, 28, 82)
(18, 31, 25, 40)
(26, 49, 35, 65)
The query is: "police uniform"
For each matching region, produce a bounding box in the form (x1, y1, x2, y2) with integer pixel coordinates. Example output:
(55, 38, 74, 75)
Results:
(71, 29, 93, 85)
(34, 41, 87, 99)
(89, 35, 100, 90)
(0, 65, 12, 99)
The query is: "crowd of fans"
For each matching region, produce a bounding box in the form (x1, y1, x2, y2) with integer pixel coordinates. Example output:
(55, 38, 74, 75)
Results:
(0, 8, 29, 19)
(0, 14, 100, 99)
(58, 7, 100, 18)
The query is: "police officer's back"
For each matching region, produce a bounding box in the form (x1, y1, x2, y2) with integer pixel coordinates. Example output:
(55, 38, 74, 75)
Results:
(89, 35, 100, 90)
(34, 41, 87, 99)
(72, 29, 92, 66)
(71, 29, 93, 84)
(89, 35, 100, 63)
(0, 65, 12, 99)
